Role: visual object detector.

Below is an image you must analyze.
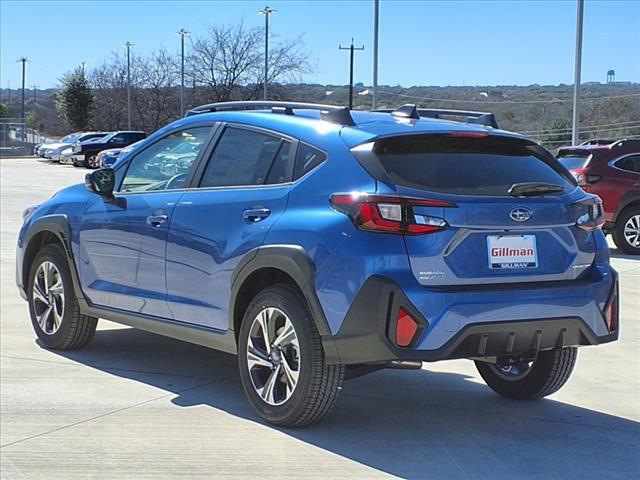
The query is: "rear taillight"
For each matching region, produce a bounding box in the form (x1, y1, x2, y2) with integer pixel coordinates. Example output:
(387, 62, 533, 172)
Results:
(574, 195, 605, 231)
(330, 192, 455, 235)
(571, 168, 602, 186)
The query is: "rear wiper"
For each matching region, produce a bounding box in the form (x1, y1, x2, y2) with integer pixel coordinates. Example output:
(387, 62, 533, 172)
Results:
(507, 182, 565, 197)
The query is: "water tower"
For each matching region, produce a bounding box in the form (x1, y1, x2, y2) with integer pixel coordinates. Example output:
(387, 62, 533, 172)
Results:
(607, 69, 615, 84)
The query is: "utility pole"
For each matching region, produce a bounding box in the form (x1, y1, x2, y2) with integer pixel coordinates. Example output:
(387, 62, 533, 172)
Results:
(19, 57, 28, 125)
(31, 84, 38, 102)
(572, 0, 584, 146)
(178, 28, 190, 116)
(258, 6, 276, 100)
(339, 39, 364, 110)
(372, 0, 379, 109)
(124, 42, 133, 129)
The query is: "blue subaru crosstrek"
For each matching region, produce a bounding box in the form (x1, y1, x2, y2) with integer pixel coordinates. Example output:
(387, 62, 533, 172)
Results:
(16, 102, 619, 426)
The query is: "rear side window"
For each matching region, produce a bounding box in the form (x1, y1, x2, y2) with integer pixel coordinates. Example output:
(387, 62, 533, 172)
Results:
(374, 136, 573, 196)
(557, 153, 591, 170)
(200, 127, 292, 187)
(615, 154, 640, 174)
(294, 143, 326, 180)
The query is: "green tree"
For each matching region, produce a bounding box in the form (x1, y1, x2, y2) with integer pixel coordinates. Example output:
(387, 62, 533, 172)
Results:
(56, 66, 93, 130)
(0, 103, 8, 117)
(25, 111, 38, 128)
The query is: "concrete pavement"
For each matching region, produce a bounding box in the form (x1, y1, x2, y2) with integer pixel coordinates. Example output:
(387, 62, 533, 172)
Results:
(1, 157, 639, 479)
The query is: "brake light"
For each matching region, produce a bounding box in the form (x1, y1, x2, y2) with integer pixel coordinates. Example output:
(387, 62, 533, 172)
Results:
(330, 192, 455, 235)
(574, 195, 605, 231)
(395, 308, 419, 347)
(571, 168, 602, 186)
(448, 131, 489, 138)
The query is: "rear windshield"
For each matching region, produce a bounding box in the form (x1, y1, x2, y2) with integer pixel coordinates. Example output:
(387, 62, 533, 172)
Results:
(374, 136, 573, 196)
(557, 153, 591, 170)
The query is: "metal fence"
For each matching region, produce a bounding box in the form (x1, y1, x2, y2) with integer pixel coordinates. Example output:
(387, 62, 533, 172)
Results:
(0, 118, 49, 157)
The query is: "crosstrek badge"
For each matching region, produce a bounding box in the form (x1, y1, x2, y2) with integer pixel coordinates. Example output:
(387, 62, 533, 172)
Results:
(487, 235, 538, 269)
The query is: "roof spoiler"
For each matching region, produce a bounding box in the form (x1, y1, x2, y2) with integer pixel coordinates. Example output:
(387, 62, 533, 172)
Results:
(376, 104, 499, 129)
(185, 101, 355, 126)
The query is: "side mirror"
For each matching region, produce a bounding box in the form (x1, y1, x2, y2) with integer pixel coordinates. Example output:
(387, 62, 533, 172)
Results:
(85, 168, 115, 198)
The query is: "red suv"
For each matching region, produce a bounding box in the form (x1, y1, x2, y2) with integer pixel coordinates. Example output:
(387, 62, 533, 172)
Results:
(557, 139, 640, 254)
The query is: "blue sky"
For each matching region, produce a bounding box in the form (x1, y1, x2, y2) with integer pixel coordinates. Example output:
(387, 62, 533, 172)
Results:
(1, 0, 638, 89)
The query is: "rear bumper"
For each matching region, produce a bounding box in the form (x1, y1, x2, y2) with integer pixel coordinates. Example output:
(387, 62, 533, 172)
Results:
(325, 269, 619, 365)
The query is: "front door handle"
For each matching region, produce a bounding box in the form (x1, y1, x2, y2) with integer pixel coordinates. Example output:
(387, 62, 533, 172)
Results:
(147, 214, 168, 227)
(242, 208, 271, 223)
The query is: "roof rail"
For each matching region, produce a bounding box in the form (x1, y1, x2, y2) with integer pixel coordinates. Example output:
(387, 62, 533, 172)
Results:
(376, 104, 499, 129)
(610, 139, 640, 150)
(579, 139, 617, 146)
(185, 101, 355, 126)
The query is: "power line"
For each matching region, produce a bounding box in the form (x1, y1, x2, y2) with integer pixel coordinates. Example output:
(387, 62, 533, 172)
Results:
(529, 124, 640, 138)
(521, 120, 640, 135)
(377, 89, 640, 105)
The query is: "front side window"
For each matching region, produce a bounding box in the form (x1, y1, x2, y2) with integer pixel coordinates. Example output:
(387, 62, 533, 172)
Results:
(200, 127, 292, 187)
(110, 134, 127, 146)
(120, 127, 211, 192)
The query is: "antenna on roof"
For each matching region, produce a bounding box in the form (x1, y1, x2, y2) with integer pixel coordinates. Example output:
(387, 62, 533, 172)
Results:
(391, 104, 420, 120)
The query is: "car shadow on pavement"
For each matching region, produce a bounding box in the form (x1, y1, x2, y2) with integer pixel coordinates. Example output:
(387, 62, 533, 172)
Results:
(48, 327, 640, 479)
(609, 247, 639, 261)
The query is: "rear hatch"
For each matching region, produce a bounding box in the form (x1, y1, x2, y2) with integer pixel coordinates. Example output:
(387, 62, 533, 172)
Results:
(357, 133, 597, 286)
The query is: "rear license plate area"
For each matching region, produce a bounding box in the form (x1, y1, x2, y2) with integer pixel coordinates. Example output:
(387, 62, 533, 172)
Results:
(487, 234, 538, 269)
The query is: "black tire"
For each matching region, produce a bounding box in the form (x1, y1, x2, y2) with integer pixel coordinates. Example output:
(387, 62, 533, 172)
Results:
(237, 285, 345, 427)
(612, 206, 640, 255)
(475, 347, 577, 400)
(28, 243, 98, 350)
(85, 153, 99, 169)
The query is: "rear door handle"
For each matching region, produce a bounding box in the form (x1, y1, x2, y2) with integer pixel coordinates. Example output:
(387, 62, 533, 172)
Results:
(147, 214, 168, 227)
(242, 208, 271, 223)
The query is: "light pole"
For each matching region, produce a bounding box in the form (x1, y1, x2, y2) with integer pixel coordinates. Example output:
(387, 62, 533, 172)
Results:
(19, 57, 28, 126)
(178, 28, 190, 116)
(372, 0, 379, 109)
(572, 0, 584, 146)
(124, 41, 134, 129)
(339, 39, 365, 110)
(258, 6, 276, 100)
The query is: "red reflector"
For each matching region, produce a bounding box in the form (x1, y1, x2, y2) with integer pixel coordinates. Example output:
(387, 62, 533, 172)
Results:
(605, 293, 618, 333)
(396, 308, 419, 347)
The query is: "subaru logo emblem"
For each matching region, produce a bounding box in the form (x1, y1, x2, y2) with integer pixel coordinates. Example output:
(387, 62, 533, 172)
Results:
(510, 207, 533, 222)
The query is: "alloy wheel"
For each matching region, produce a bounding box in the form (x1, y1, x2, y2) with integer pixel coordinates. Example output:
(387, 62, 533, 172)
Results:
(32, 261, 65, 335)
(623, 214, 640, 248)
(489, 361, 533, 381)
(246, 307, 300, 406)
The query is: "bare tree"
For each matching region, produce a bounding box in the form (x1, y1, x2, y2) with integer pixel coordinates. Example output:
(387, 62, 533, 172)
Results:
(188, 22, 310, 103)
(132, 48, 180, 132)
(89, 53, 129, 131)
